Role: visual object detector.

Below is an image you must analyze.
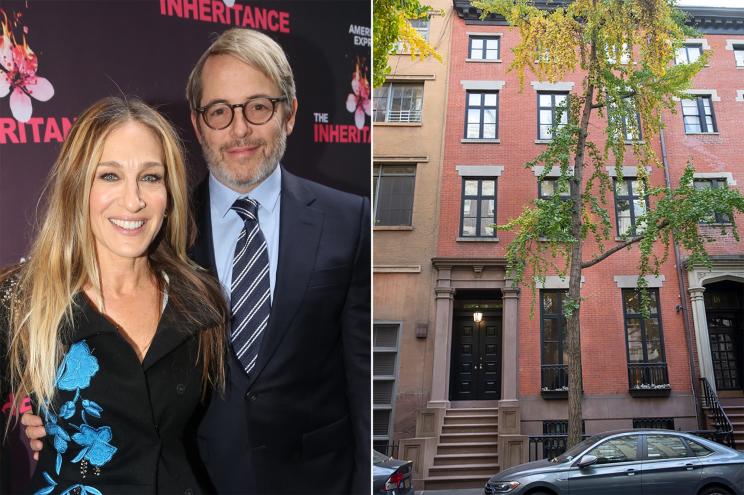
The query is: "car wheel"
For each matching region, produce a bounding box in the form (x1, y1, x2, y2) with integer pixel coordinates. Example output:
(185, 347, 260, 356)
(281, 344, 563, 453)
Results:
(698, 486, 733, 495)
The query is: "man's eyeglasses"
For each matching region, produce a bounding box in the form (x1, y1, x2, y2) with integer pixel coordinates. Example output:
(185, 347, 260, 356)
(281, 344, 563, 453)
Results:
(196, 96, 287, 130)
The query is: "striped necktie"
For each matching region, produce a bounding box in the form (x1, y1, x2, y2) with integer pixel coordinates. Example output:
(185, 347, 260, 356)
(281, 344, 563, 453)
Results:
(230, 198, 271, 375)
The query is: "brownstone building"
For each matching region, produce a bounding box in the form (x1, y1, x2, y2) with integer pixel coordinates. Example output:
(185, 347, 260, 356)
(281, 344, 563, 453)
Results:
(373, 2, 744, 490)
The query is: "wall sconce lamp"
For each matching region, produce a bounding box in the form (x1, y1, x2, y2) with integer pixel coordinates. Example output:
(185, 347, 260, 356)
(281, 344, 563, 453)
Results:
(473, 311, 483, 323)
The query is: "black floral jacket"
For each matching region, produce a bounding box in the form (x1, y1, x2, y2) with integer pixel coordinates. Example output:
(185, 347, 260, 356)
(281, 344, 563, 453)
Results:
(1, 279, 212, 495)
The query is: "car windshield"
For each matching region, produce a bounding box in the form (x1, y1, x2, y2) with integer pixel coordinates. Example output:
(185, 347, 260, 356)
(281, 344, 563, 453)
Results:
(373, 450, 392, 463)
(552, 435, 605, 463)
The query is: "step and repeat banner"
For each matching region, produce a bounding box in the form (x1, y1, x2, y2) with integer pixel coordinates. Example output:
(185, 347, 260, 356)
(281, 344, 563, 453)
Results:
(0, 0, 370, 489)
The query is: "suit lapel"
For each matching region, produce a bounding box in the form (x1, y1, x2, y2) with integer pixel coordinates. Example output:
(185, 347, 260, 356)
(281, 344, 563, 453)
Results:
(244, 170, 323, 391)
(191, 177, 218, 275)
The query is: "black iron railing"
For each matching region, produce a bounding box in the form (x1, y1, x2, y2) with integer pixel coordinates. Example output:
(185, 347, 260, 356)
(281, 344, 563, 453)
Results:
(541, 364, 568, 392)
(528, 434, 589, 461)
(529, 435, 568, 461)
(627, 363, 670, 393)
(698, 377, 735, 449)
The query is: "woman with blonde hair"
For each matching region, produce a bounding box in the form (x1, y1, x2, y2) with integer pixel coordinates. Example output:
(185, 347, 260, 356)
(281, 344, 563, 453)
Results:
(0, 96, 227, 494)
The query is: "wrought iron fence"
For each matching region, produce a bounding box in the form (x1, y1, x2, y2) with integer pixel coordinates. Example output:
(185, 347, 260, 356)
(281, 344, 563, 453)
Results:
(529, 435, 568, 461)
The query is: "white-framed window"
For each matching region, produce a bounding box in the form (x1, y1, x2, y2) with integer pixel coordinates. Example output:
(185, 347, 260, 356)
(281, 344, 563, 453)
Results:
(373, 82, 424, 123)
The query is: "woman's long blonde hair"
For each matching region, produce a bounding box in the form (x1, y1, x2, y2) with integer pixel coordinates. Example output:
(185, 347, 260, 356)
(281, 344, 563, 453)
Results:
(2, 97, 226, 418)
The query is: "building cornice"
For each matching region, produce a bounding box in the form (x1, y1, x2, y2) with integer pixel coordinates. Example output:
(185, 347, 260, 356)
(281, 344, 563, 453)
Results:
(432, 256, 507, 268)
(453, 1, 744, 34)
(685, 8, 744, 35)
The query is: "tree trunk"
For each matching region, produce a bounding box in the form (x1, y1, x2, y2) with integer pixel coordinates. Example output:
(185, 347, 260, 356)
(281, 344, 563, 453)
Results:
(566, 30, 597, 448)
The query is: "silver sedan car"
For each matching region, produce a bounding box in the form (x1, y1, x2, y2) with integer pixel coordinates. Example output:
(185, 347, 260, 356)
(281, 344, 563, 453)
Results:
(485, 429, 744, 495)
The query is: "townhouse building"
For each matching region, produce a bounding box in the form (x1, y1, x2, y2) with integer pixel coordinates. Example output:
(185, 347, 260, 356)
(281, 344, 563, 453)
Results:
(373, 2, 744, 490)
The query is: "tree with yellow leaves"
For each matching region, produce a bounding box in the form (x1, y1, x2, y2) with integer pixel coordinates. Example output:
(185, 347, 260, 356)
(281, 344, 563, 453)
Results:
(472, 0, 744, 447)
(373, 0, 441, 87)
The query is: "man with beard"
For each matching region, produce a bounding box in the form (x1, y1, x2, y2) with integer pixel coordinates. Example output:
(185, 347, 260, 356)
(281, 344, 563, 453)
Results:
(24, 28, 370, 495)
(186, 28, 370, 495)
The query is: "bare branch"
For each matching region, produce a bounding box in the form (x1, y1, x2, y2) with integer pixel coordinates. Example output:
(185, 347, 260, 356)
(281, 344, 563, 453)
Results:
(581, 220, 669, 269)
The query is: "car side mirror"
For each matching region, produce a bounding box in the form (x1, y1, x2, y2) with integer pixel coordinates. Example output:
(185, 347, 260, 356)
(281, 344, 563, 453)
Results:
(577, 455, 598, 469)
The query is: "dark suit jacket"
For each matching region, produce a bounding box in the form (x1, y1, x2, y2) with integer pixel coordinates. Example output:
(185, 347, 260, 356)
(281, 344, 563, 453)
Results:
(191, 168, 370, 495)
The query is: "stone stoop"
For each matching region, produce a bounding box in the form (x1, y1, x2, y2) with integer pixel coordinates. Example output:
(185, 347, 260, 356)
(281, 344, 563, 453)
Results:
(720, 397, 744, 451)
(423, 407, 500, 490)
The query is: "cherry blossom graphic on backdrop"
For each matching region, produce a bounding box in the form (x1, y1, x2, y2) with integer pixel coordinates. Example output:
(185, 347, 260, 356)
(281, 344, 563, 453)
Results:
(0, 9, 54, 123)
(345, 57, 370, 130)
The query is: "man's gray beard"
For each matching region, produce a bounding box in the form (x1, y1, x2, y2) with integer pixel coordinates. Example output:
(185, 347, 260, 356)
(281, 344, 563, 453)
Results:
(203, 128, 287, 190)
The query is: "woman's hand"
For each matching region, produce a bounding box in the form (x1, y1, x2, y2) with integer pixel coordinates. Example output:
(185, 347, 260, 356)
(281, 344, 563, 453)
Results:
(21, 412, 46, 461)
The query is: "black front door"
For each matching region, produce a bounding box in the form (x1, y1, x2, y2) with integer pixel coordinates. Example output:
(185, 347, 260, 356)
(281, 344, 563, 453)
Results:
(708, 311, 742, 390)
(704, 281, 744, 391)
(449, 312, 501, 400)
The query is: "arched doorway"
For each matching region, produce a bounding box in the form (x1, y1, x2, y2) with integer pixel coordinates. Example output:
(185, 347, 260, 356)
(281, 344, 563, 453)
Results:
(704, 281, 744, 392)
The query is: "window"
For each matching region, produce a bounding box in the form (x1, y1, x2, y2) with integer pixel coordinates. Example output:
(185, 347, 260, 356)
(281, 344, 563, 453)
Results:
(606, 43, 630, 65)
(465, 91, 498, 139)
(614, 178, 648, 236)
(682, 96, 717, 133)
(633, 418, 674, 430)
(373, 83, 424, 123)
(621, 111, 642, 142)
(539, 178, 571, 200)
(373, 323, 401, 453)
(686, 439, 713, 457)
(694, 178, 730, 224)
(676, 43, 703, 64)
(537, 92, 569, 140)
(623, 289, 669, 389)
(609, 97, 642, 142)
(543, 420, 585, 435)
(460, 178, 497, 237)
(373, 165, 415, 226)
(588, 435, 640, 464)
(735, 44, 744, 67)
(646, 435, 691, 460)
(409, 17, 430, 41)
(607, 96, 642, 142)
(469, 36, 500, 60)
(541, 291, 568, 392)
(393, 18, 430, 53)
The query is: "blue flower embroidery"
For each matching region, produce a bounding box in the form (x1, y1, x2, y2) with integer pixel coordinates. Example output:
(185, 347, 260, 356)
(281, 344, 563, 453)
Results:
(56, 341, 100, 391)
(59, 401, 76, 420)
(34, 473, 103, 495)
(71, 424, 117, 467)
(40, 339, 117, 494)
